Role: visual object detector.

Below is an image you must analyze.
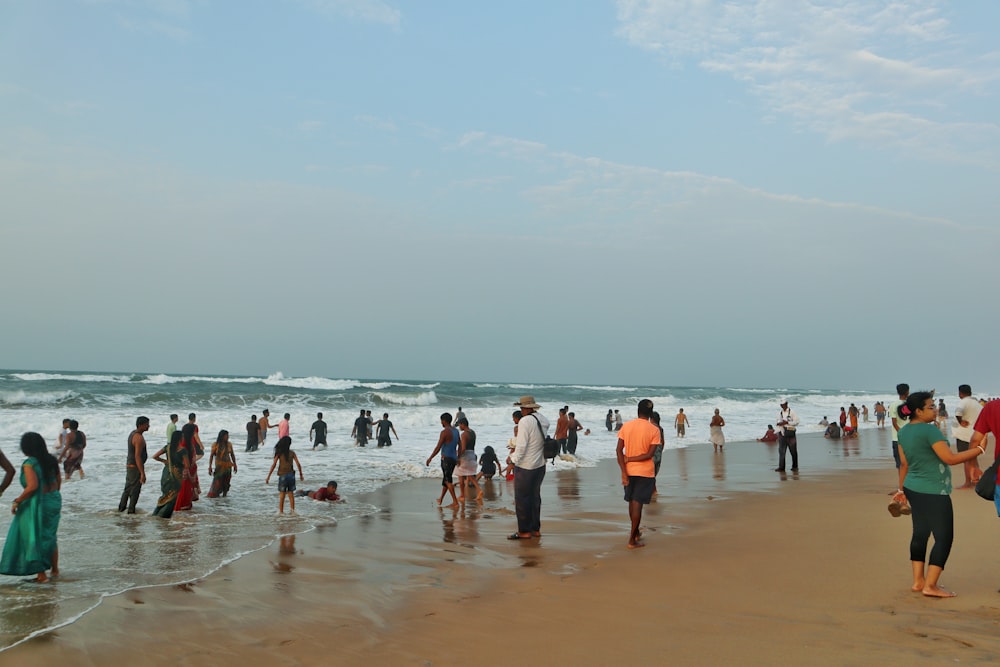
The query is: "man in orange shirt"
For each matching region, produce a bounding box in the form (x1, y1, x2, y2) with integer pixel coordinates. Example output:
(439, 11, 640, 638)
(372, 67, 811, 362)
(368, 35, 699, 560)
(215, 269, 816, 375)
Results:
(616, 399, 662, 549)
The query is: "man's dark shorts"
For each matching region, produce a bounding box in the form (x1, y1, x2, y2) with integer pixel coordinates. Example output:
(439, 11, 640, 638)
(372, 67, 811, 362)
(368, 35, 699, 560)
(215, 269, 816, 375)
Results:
(957, 439, 970, 452)
(624, 476, 655, 504)
(441, 456, 457, 486)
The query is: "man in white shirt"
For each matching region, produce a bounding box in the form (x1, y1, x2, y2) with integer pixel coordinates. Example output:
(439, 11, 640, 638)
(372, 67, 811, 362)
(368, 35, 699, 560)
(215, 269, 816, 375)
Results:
(953, 384, 983, 489)
(508, 395, 549, 540)
(775, 399, 800, 472)
(889, 383, 910, 470)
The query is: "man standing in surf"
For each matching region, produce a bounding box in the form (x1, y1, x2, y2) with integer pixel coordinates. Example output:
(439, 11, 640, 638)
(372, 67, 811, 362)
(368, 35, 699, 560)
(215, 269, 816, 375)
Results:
(119, 416, 149, 513)
(616, 399, 661, 549)
(775, 399, 800, 472)
(259, 409, 273, 449)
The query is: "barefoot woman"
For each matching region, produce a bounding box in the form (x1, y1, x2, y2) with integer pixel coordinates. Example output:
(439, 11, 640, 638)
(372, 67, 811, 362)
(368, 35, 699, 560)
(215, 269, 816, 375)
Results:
(893, 391, 984, 598)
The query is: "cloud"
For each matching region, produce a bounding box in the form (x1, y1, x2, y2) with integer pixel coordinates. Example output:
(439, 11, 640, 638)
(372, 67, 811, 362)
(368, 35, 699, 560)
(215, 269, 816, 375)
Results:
(454, 130, 956, 230)
(294, 0, 401, 29)
(355, 114, 398, 132)
(615, 0, 1000, 166)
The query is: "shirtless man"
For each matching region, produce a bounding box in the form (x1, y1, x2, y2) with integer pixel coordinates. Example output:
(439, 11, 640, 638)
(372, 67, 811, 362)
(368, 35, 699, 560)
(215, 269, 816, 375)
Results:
(674, 409, 690, 438)
(259, 409, 273, 448)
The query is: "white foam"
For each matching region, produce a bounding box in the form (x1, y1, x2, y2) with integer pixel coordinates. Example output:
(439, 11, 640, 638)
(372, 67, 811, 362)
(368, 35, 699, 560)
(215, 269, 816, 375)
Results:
(373, 390, 439, 406)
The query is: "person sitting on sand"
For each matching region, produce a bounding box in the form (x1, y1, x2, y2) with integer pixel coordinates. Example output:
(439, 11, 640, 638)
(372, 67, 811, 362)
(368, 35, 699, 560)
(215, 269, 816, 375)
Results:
(757, 425, 778, 442)
(824, 422, 841, 439)
(296, 480, 340, 501)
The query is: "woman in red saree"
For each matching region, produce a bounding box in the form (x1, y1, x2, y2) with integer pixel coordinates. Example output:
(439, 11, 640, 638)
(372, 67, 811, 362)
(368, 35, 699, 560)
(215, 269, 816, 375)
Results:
(174, 423, 198, 511)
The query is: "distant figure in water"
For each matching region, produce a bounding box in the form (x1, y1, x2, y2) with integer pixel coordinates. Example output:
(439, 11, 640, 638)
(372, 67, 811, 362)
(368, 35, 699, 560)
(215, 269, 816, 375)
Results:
(59, 420, 86, 480)
(757, 425, 778, 442)
(606, 410, 613, 431)
(709, 409, 725, 452)
(614, 410, 623, 431)
(675, 409, 689, 438)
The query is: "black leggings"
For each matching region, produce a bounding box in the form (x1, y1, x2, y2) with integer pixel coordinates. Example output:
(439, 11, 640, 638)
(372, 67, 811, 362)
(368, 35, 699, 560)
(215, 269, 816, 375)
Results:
(903, 488, 954, 569)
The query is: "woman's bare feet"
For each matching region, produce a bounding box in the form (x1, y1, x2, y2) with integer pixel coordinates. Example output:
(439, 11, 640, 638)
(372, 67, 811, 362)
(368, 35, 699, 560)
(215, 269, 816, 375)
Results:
(922, 585, 956, 598)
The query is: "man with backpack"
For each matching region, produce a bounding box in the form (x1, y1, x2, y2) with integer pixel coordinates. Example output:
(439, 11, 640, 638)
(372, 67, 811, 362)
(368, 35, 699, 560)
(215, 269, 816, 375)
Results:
(508, 395, 549, 540)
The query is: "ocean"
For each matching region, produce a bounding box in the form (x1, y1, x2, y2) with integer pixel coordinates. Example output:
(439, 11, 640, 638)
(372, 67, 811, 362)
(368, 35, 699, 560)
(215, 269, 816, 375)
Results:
(0, 369, 891, 650)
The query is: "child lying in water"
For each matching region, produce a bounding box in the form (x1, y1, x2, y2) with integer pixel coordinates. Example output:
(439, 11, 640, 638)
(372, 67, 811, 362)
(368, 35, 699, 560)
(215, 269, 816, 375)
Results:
(294, 480, 341, 501)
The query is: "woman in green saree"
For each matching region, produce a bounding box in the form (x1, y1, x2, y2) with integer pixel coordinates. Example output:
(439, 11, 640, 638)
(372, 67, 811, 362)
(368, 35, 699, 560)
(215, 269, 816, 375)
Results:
(1, 432, 61, 582)
(152, 431, 189, 518)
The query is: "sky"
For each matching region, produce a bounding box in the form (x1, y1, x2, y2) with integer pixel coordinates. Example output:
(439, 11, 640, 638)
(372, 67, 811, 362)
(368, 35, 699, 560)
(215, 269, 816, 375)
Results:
(1, 0, 998, 392)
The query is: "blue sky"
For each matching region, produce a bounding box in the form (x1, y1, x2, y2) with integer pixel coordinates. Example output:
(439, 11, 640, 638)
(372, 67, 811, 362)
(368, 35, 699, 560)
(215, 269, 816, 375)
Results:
(2, 0, 998, 392)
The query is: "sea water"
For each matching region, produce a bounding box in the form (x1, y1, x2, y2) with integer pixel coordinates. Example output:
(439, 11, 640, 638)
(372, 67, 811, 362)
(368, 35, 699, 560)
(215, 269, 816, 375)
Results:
(0, 369, 893, 649)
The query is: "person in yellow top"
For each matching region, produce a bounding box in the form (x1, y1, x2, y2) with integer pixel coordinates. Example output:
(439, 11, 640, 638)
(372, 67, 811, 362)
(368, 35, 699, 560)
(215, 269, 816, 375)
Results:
(616, 399, 661, 549)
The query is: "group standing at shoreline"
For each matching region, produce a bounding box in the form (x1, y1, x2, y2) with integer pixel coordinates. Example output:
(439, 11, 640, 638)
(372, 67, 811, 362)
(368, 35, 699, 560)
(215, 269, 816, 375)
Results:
(7, 385, 1000, 587)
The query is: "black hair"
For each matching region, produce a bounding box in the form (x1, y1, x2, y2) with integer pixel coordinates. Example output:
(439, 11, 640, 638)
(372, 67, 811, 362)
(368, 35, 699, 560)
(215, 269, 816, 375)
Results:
(21, 432, 59, 483)
(512, 410, 522, 420)
(456, 417, 469, 427)
(136, 416, 149, 427)
(69, 420, 79, 430)
(274, 435, 292, 459)
(903, 391, 935, 420)
(959, 384, 972, 396)
(217, 429, 229, 444)
(637, 399, 654, 419)
(896, 383, 909, 396)
(189, 413, 196, 420)
(440, 412, 453, 424)
(327, 480, 337, 488)
(284, 413, 290, 419)
(181, 423, 197, 442)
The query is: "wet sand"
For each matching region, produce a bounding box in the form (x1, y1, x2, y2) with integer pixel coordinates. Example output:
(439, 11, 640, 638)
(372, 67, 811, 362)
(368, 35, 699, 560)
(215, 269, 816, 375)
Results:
(9, 430, 1000, 665)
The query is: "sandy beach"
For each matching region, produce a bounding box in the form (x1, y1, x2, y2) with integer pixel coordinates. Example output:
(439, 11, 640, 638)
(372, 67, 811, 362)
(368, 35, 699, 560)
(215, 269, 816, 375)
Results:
(8, 429, 1000, 666)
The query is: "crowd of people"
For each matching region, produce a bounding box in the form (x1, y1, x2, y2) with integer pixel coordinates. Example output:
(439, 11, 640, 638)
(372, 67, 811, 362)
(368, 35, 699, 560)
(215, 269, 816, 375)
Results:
(5, 385, 1000, 588)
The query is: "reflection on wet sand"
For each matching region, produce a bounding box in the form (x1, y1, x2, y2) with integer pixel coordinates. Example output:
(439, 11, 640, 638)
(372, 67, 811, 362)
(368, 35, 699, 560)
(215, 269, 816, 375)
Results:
(557, 469, 581, 502)
(713, 451, 726, 481)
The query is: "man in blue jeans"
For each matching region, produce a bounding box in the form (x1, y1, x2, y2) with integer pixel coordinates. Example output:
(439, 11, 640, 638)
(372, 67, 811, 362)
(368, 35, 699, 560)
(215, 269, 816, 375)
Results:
(508, 395, 549, 540)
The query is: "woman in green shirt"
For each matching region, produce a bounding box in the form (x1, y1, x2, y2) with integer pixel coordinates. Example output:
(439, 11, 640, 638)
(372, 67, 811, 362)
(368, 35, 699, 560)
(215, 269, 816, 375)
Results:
(894, 391, 985, 598)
